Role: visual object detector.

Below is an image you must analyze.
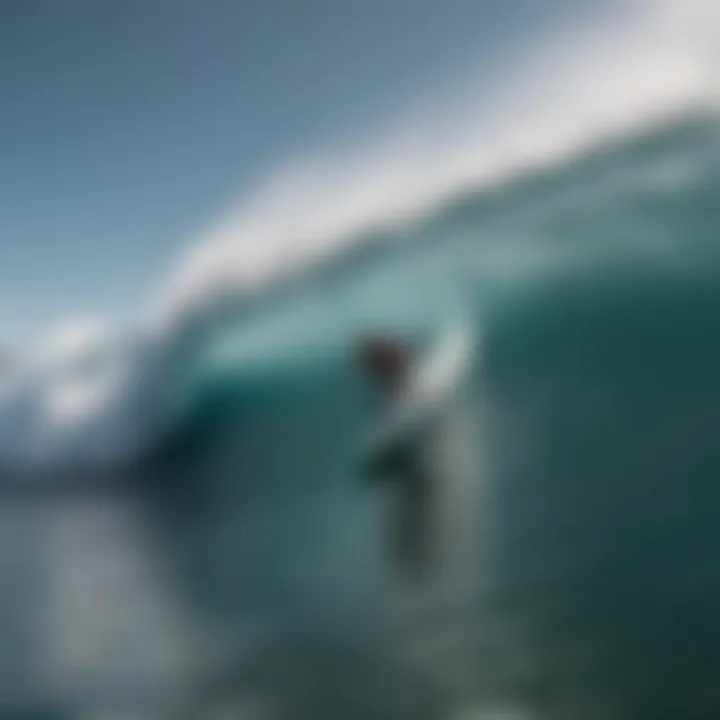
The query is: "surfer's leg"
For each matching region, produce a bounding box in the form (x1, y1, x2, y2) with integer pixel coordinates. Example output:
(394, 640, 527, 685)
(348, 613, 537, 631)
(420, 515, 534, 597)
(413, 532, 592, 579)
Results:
(391, 478, 435, 582)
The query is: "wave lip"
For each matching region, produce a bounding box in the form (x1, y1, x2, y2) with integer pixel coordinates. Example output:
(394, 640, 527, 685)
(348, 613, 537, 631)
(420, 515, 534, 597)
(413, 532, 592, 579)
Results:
(151, 0, 719, 327)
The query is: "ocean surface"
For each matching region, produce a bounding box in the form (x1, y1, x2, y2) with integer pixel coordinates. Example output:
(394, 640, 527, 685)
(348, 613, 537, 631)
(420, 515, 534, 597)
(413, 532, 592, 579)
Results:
(1, 111, 720, 719)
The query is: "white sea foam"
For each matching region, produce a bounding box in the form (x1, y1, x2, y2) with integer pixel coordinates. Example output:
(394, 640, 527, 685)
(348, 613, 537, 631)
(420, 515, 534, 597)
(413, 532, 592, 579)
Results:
(150, 0, 718, 328)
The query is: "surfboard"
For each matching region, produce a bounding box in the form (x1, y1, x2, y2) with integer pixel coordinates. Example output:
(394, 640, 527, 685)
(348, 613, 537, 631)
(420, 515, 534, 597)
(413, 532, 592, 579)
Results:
(359, 317, 476, 479)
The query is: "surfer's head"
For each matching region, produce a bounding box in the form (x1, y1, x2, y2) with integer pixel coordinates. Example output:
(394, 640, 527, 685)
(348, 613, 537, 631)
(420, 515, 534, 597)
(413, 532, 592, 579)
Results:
(358, 335, 410, 390)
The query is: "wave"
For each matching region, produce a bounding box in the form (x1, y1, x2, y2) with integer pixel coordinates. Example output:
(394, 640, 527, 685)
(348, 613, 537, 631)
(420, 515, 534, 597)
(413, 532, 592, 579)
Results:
(3, 0, 720, 472)
(150, 0, 719, 328)
(0, 105, 717, 474)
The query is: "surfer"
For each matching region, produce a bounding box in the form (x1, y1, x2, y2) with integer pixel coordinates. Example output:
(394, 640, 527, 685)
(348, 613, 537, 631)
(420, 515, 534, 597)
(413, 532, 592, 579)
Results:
(357, 335, 442, 582)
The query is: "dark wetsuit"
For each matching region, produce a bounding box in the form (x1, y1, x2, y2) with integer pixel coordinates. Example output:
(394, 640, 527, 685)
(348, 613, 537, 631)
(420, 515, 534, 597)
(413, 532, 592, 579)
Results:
(362, 412, 441, 582)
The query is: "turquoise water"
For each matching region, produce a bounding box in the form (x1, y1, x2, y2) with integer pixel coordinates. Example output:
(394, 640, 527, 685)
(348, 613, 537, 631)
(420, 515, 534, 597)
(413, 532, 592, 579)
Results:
(121, 113, 720, 718)
(2, 113, 719, 718)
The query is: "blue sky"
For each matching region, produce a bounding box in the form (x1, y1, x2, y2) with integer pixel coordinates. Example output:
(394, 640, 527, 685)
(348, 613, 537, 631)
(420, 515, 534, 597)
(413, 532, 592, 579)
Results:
(0, 0, 602, 344)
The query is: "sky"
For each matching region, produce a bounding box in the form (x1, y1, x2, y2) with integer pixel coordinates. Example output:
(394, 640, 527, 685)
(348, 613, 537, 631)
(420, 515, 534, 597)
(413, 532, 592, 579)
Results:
(0, 0, 604, 345)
